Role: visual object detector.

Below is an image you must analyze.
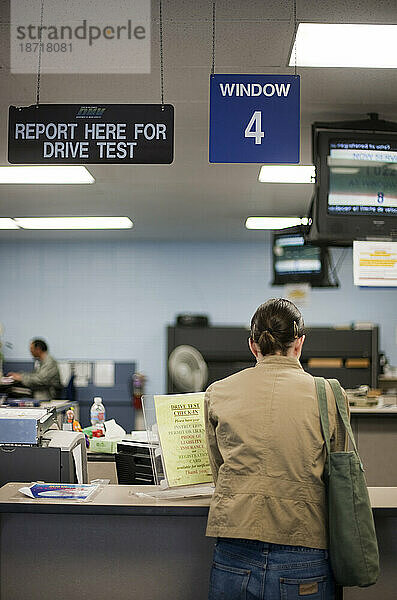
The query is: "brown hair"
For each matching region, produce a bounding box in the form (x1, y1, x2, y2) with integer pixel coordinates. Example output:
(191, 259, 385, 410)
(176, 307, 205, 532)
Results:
(250, 298, 305, 356)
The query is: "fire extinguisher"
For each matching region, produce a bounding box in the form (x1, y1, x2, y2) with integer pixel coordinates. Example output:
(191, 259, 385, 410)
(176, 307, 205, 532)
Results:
(132, 372, 145, 410)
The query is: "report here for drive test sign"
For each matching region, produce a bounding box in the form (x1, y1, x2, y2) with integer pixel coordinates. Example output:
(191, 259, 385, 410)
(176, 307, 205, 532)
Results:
(209, 74, 300, 164)
(8, 104, 174, 164)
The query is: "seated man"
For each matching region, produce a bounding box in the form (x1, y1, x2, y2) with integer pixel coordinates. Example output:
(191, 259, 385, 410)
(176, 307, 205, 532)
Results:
(7, 339, 62, 400)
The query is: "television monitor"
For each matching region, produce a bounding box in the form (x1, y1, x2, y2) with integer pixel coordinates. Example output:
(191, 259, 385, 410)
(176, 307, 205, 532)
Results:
(308, 117, 397, 245)
(272, 228, 333, 287)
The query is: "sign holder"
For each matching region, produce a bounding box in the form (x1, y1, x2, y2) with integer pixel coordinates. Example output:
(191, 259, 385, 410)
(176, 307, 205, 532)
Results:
(142, 393, 213, 489)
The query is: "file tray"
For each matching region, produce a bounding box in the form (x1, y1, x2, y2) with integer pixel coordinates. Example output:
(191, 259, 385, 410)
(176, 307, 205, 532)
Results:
(0, 407, 56, 445)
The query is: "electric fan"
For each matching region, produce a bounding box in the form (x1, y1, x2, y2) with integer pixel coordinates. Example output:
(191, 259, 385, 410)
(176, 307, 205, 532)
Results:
(168, 345, 208, 392)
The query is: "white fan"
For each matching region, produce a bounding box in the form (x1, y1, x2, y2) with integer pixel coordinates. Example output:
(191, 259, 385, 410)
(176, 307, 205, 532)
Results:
(168, 345, 208, 392)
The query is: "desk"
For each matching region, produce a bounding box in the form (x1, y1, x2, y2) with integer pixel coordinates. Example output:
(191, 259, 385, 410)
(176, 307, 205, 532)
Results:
(0, 483, 213, 600)
(0, 485, 396, 600)
(349, 410, 397, 487)
(40, 399, 79, 427)
(87, 452, 118, 483)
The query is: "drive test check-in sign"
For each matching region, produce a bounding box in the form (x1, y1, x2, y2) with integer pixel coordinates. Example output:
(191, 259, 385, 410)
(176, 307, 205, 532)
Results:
(8, 104, 174, 164)
(209, 74, 300, 163)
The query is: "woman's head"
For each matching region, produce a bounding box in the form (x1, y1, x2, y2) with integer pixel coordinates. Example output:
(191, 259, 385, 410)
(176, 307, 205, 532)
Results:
(250, 298, 305, 358)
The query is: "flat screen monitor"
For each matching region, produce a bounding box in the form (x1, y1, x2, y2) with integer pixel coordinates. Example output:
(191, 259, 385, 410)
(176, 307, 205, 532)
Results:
(309, 125, 397, 245)
(272, 230, 331, 286)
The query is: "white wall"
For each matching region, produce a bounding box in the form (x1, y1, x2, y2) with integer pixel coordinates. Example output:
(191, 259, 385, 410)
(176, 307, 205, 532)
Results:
(0, 241, 396, 395)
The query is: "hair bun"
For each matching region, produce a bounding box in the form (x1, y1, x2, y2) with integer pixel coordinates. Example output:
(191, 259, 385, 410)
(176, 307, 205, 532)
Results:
(258, 329, 274, 343)
(251, 298, 304, 357)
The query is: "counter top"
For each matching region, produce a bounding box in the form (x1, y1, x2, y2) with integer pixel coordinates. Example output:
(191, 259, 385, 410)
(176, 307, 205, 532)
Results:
(350, 407, 397, 414)
(0, 483, 396, 516)
(0, 483, 212, 515)
(40, 400, 73, 410)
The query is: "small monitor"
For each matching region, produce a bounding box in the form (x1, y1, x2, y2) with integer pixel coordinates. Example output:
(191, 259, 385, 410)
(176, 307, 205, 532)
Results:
(272, 228, 332, 287)
(309, 119, 397, 245)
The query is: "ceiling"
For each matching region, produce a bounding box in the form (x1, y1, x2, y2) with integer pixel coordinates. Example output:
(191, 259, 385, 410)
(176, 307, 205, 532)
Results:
(0, 0, 397, 242)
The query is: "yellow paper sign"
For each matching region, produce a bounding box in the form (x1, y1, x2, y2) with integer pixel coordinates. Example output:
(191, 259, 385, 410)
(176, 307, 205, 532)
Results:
(154, 393, 213, 487)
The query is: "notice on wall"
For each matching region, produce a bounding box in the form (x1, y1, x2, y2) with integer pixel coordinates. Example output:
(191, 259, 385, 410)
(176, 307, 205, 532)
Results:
(73, 361, 92, 387)
(93, 361, 115, 387)
(8, 104, 174, 164)
(353, 240, 397, 287)
(284, 283, 312, 308)
(154, 393, 213, 487)
(209, 74, 300, 163)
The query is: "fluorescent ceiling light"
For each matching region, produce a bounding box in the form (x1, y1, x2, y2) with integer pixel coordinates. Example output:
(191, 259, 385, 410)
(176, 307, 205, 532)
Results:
(0, 218, 20, 229)
(14, 217, 133, 230)
(245, 217, 309, 230)
(0, 166, 94, 184)
(259, 165, 315, 183)
(289, 23, 397, 68)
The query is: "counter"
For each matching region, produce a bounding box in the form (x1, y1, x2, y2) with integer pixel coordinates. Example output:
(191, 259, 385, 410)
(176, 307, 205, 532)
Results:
(350, 407, 397, 414)
(349, 410, 397, 487)
(33, 399, 79, 428)
(0, 484, 396, 600)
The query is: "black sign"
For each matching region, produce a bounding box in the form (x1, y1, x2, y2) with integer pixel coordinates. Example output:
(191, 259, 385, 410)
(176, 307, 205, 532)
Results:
(8, 104, 174, 164)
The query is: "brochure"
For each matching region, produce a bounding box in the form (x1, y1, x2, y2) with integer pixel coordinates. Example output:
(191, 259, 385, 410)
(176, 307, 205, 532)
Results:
(19, 483, 99, 501)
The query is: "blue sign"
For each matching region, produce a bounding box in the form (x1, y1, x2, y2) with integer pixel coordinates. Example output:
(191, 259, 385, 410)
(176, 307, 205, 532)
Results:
(209, 74, 300, 163)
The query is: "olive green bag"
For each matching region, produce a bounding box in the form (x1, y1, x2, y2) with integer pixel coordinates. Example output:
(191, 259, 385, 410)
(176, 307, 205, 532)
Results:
(314, 377, 380, 587)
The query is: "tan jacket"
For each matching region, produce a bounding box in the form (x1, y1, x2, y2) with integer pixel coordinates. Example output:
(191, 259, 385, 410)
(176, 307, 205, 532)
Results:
(21, 354, 62, 400)
(205, 355, 347, 549)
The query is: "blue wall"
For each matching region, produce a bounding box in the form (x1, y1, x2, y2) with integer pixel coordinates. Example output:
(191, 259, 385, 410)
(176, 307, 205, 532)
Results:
(0, 241, 396, 395)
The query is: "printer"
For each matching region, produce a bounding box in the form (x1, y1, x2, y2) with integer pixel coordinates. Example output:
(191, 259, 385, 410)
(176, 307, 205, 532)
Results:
(0, 407, 88, 486)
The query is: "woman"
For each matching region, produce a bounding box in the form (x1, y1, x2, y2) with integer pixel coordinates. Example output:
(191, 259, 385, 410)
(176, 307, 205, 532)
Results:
(205, 298, 346, 600)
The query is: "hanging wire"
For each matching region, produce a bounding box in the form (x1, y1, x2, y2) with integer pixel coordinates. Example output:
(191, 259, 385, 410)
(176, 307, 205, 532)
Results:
(332, 247, 348, 279)
(159, 0, 164, 107)
(327, 246, 348, 288)
(36, 0, 45, 106)
(293, 0, 297, 76)
(211, 2, 216, 75)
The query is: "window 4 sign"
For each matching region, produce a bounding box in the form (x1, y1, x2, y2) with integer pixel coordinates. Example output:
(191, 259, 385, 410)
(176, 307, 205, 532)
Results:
(8, 104, 174, 164)
(209, 74, 300, 164)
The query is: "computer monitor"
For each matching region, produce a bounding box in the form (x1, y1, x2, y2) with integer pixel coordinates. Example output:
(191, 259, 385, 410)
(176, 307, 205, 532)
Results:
(308, 117, 397, 245)
(272, 228, 333, 287)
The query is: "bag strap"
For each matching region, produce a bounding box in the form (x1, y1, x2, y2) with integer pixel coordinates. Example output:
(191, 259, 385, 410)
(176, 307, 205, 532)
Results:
(327, 378, 363, 470)
(314, 377, 331, 473)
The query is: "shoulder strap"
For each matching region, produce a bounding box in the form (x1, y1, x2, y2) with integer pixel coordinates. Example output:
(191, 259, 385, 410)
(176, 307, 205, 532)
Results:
(314, 377, 331, 472)
(327, 379, 363, 470)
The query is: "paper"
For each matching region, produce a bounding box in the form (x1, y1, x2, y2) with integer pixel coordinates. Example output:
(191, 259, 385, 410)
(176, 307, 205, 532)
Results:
(284, 283, 311, 308)
(104, 419, 126, 440)
(58, 361, 72, 387)
(0, 408, 48, 419)
(72, 445, 83, 484)
(18, 483, 99, 501)
(128, 430, 151, 443)
(73, 362, 92, 387)
(353, 240, 397, 287)
(154, 393, 213, 487)
(93, 361, 115, 387)
(135, 485, 214, 500)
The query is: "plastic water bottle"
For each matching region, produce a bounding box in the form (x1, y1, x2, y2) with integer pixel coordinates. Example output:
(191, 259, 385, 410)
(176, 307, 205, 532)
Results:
(90, 396, 106, 435)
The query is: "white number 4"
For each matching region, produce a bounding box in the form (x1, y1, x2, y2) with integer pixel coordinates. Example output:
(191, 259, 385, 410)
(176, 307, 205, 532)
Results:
(244, 111, 265, 145)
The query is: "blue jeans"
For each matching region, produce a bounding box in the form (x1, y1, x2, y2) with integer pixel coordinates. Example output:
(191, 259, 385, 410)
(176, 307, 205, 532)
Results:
(208, 538, 335, 600)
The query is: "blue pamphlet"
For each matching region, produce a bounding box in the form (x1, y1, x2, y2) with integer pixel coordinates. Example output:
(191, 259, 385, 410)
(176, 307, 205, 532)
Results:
(19, 483, 99, 501)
